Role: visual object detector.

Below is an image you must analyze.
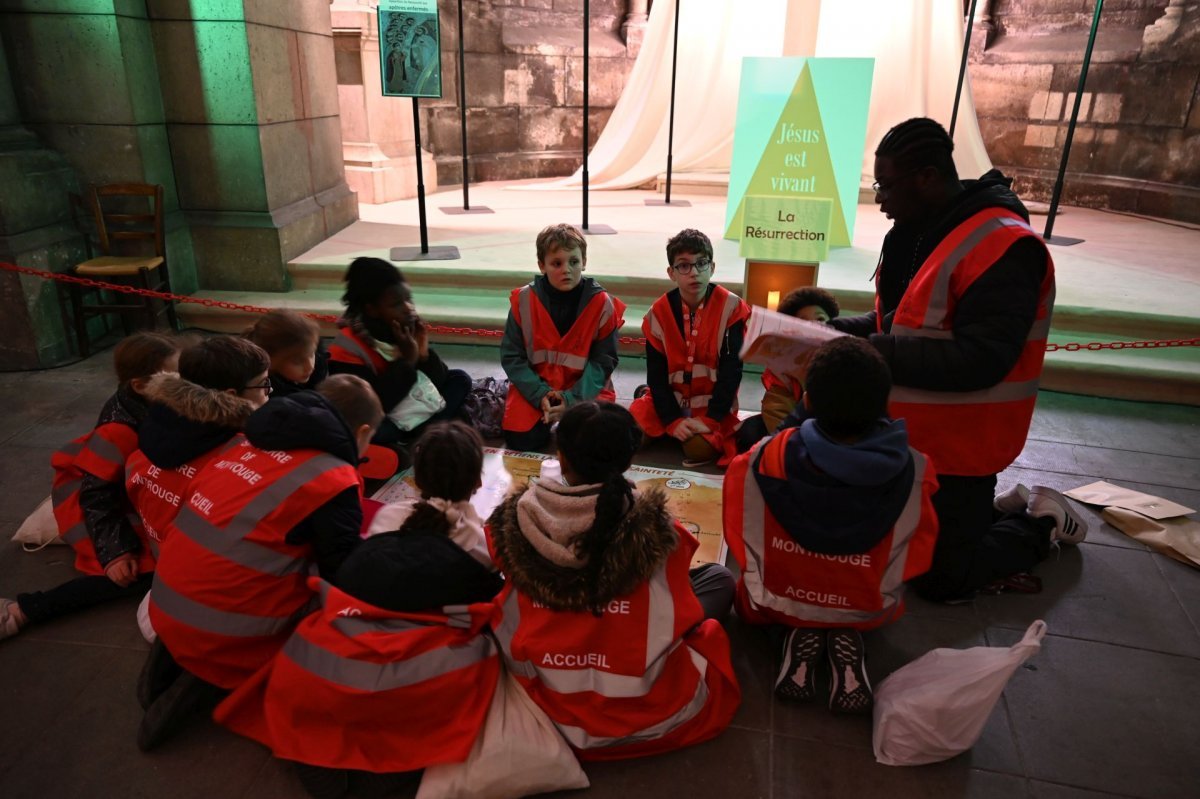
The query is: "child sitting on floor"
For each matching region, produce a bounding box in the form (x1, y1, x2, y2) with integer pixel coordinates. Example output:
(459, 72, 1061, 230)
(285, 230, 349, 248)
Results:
(737, 286, 840, 451)
(630, 228, 750, 467)
(328, 257, 471, 446)
(723, 337, 939, 713)
(341, 420, 502, 608)
(1, 332, 180, 641)
(215, 421, 503, 799)
(139, 374, 382, 751)
(244, 309, 329, 398)
(487, 401, 741, 759)
(500, 223, 626, 451)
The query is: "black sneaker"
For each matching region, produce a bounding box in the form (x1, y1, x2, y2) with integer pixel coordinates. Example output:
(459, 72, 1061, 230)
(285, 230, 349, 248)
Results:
(136, 671, 222, 752)
(137, 639, 182, 710)
(827, 629, 873, 714)
(774, 628, 824, 702)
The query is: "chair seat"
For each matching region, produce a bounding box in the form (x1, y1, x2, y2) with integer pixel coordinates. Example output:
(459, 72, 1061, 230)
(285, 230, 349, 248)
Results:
(76, 255, 164, 276)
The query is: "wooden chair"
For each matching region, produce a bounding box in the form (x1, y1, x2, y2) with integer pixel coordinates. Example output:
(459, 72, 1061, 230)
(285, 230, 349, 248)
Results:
(68, 183, 178, 357)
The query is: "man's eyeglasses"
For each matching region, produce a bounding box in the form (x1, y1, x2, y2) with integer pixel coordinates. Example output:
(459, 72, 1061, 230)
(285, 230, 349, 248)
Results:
(244, 377, 273, 395)
(871, 169, 921, 197)
(672, 258, 713, 276)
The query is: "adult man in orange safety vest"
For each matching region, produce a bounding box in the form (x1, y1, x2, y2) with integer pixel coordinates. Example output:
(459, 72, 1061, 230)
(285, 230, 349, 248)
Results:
(827, 117, 1088, 603)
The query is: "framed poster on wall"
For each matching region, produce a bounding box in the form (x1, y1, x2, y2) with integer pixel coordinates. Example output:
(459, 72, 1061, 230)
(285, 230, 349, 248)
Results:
(378, 0, 443, 98)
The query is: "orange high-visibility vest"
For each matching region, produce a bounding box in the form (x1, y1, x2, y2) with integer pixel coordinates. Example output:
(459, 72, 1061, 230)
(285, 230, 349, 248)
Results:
(150, 439, 362, 690)
(629, 286, 750, 442)
(723, 429, 939, 630)
(328, 325, 387, 375)
(489, 522, 740, 761)
(51, 422, 155, 576)
(125, 435, 243, 559)
(214, 579, 499, 773)
(760, 369, 801, 401)
(882, 208, 1055, 476)
(503, 284, 626, 433)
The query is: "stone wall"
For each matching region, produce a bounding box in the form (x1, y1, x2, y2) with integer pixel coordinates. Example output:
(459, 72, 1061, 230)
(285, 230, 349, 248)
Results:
(969, 0, 1200, 223)
(418, 0, 640, 184)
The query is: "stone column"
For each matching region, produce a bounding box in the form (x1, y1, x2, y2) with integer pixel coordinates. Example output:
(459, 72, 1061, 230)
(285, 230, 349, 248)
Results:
(0, 3, 169, 367)
(331, 0, 437, 205)
(149, 0, 357, 291)
(622, 0, 651, 57)
(1143, 1, 1200, 60)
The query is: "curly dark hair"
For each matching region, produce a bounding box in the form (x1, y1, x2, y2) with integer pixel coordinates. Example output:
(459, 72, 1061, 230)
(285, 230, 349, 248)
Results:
(665, 228, 713, 266)
(876, 117, 958, 182)
(778, 286, 840, 320)
(804, 337, 891, 439)
(341, 257, 411, 314)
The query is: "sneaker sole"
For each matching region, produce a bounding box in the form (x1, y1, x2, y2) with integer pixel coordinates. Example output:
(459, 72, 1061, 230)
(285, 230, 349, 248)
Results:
(828, 630, 873, 714)
(775, 629, 823, 703)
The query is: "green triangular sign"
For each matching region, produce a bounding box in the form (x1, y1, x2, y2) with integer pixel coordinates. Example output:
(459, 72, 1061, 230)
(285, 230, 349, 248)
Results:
(725, 58, 873, 252)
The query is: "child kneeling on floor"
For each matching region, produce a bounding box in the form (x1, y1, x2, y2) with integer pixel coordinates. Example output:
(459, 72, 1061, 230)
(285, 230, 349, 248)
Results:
(214, 421, 503, 799)
(723, 337, 940, 713)
(487, 401, 741, 759)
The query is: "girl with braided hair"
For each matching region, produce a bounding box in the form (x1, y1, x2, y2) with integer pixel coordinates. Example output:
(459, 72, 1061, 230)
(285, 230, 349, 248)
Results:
(487, 401, 741, 760)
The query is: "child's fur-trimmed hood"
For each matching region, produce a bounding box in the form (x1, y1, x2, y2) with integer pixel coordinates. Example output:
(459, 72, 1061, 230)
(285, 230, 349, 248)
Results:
(143, 372, 256, 428)
(488, 483, 679, 612)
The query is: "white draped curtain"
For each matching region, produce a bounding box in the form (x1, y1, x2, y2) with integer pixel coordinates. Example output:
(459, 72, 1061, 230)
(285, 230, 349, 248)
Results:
(532, 0, 992, 190)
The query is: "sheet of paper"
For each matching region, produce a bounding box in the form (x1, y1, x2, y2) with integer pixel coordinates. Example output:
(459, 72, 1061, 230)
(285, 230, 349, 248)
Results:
(740, 306, 845, 380)
(373, 448, 728, 567)
(1064, 480, 1195, 520)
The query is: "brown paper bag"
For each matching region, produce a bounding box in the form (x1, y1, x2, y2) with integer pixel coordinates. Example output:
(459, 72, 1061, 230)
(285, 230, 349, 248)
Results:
(1065, 481, 1194, 520)
(1102, 507, 1200, 569)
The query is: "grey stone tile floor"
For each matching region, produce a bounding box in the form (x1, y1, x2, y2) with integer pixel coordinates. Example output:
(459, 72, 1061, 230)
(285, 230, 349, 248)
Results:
(1, 342, 1198, 799)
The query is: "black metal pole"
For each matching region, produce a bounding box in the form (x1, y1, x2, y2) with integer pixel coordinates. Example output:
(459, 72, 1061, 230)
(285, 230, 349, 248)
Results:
(582, 0, 589, 230)
(412, 97, 429, 253)
(456, 0, 470, 210)
(1045, 0, 1104, 240)
(664, 0, 681, 203)
(949, 0, 979, 139)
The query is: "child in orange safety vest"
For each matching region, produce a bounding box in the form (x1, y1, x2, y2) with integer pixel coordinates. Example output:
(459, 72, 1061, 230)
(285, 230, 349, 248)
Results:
(1, 332, 181, 642)
(214, 421, 504, 797)
(138, 374, 383, 752)
(488, 401, 741, 760)
(723, 337, 939, 714)
(500, 223, 626, 452)
(629, 228, 750, 467)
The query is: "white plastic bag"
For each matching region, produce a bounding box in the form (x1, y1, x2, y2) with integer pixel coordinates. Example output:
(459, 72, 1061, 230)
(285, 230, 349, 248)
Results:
(417, 668, 589, 799)
(11, 496, 64, 550)
(872, 620, 1047, 766)
(387, 370, 446, 431)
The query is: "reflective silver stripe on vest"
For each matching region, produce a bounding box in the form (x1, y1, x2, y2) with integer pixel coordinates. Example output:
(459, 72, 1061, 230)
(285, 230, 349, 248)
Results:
(151, 574, 307, 637)
(890, 378, 1041, 406)
(922, 216, 1031, 329)
(492, 577, 685, 698)
(331, 614, 427, 637)
(714, 288, 741, 335)
(556, 647, 711, 750)
(646, 309, 665, 346)
(52, 477, 82, 510)
(596, 294, 616, 332)
(890, 324, 954, 340)
(518, 286, 536, 355)
(83, 433, 126, 467)
(61, 520, 88, 545)
(174, 453, 351, 577)
(442, 604, 474, 629)
(332, 331, 378, 375)
(739, 448, 927, 625)
(282, 620, 494, 692)
(530, 350, 589, 370)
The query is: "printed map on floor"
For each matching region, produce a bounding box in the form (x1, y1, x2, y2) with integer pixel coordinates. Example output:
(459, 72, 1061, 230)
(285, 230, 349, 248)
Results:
(374, 448, 727, 567)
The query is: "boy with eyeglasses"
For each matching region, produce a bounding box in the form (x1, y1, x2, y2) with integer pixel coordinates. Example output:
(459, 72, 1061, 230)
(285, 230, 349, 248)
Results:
(630, 228, 750, 467)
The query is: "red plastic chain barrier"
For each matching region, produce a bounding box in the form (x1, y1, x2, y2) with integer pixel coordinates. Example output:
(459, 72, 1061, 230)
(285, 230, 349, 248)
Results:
(5, 261, 1197, 352)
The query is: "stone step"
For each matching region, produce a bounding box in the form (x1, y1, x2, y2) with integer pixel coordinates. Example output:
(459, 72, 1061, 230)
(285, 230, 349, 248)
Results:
(177, 289, 1200, 406)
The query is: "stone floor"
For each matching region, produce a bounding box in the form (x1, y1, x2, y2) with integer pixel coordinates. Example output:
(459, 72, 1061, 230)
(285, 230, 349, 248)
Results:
(1, 342, 1198, 799)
